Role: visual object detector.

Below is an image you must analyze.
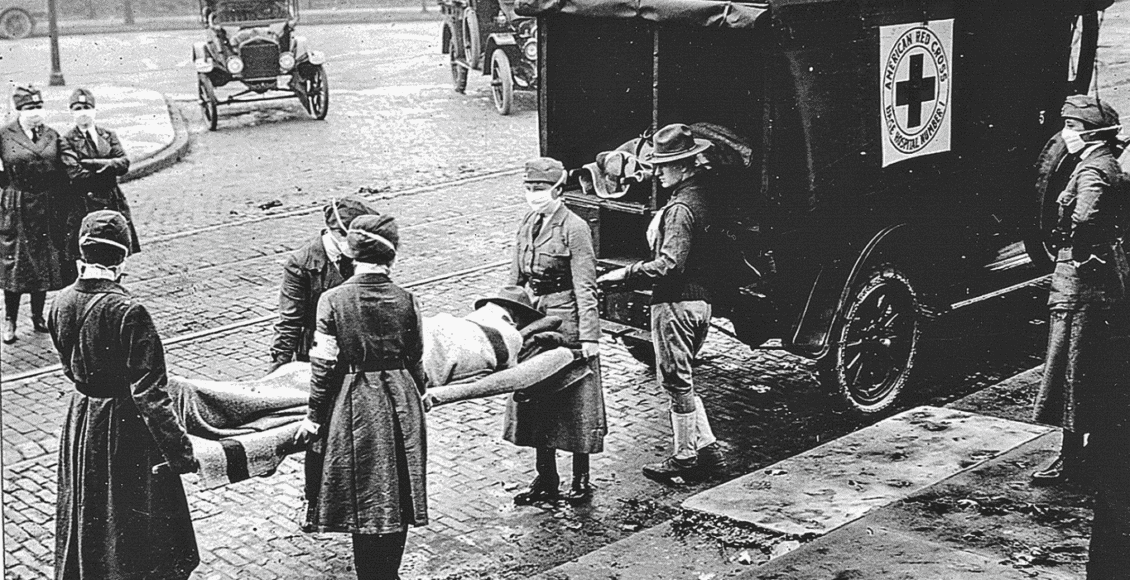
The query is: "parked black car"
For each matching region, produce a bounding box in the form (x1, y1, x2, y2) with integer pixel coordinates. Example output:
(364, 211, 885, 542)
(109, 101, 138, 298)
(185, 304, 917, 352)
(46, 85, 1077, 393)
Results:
(442, 0, 537, 115)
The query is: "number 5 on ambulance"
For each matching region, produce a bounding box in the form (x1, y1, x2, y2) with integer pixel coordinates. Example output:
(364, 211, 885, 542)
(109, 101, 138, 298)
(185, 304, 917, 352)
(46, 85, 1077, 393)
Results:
(520, 0, 1115, 413)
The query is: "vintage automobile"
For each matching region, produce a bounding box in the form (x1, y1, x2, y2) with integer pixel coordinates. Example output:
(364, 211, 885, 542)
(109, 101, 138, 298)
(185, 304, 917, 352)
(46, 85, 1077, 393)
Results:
(192, 0, 328, 130)
(517, 0, 1114, 413)
(0, 0, 43, 39)
(441, 0, 537, 115)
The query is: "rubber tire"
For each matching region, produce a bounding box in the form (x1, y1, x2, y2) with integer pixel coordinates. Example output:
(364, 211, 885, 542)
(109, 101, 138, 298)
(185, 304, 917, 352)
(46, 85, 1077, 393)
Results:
(1068, 11, 1099, 96)
(449, 33, 468, 93)
(0, 8, 34, 40)
(461, 6, 481, 70)
(819, 266, 920, 414)
(490, 48, 514, 116)
(621, 335, 655, 368)
(1026, 134, 1078, 270)
(197, 73, 219, 131)
(305, 65, 329, 120)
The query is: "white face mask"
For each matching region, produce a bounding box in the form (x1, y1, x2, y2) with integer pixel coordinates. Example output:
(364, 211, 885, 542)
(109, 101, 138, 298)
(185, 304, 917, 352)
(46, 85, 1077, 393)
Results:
(73, 108, 96, 129)
(77, 260, 125, 281)
(525, 187, 559, 214)
(1062, 128, 1087, 155)
(19, 109, 44, 128)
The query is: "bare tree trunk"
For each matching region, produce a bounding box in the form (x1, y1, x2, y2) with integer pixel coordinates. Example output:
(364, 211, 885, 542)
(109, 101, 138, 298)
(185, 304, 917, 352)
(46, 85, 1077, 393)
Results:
(86, 0, 96, 20)
(122, 0, 134, 24)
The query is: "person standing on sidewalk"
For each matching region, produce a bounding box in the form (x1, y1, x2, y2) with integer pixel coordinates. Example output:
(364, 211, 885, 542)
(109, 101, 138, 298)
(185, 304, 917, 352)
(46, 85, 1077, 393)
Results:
(1032, 95, 1129, 486)
(597, 123, 725, 483)
(295, 214, 431, 580)
(49, 210, 200, 580)
(0, 84, 71, 343)
(503, 157, 606, 505)
(268, 196, 379, 373)
(59, 88, 140, 254)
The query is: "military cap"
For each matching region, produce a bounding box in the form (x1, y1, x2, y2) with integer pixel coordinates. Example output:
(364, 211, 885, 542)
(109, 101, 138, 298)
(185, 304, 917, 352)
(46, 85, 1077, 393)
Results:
(79, 210, 132, 254)
(1062, 95, 1120, 129)
(347, 214, 399, 264)
(323, 196, 380, 233)
(69, 88, 96, 109)
(11, 85, 43, 110)
(524, 157, 566, 185)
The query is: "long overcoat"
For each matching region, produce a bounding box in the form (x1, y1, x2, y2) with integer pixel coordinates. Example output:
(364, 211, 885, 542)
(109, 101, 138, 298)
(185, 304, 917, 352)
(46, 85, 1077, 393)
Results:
(1035, 143, 1130, 433)
(504, 202, 606, 454)
(59, 125, 138, 253)
(0, 121, 72, 292)
(48, 278, 199, 580)
(271, 233, 346, 363)
(304, 273, 430, 534)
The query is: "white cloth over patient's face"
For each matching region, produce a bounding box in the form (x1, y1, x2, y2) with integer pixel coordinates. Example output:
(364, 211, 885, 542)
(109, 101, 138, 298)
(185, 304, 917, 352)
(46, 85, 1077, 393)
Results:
(421, 303, 524, 386)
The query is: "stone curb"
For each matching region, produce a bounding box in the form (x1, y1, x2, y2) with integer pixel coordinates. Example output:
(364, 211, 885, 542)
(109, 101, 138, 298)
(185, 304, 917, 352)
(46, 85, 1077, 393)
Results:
(121, 97, 190, 184)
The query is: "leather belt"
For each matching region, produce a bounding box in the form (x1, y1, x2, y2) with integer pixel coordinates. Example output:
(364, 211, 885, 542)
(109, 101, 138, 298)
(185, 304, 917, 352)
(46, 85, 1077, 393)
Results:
(529, 276, 572, 296)
(348, 359, 406, 373)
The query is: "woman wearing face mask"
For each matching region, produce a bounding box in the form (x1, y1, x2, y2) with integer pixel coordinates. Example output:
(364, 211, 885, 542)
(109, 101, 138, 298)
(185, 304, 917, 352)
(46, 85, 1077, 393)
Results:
(503, 156, 606, 505)
(1032, 95, 1130, 486)
(0, 84, 71, 344)
(59, 88, 138, 257)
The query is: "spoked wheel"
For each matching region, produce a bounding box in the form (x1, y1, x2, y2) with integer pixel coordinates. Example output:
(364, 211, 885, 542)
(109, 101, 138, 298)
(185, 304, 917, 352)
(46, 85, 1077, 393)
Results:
(449, 34, 468, 93)
(1067, 11, 1100, 95)
(304, 65, 330, 120)
(0, 8, 34, 39)
(1027, 134, 1078, 269)
(490, 48, 514, 115)
(820, 266, 920, 414)
(197, 73, 219, 131)
(461, 6, 481, 70)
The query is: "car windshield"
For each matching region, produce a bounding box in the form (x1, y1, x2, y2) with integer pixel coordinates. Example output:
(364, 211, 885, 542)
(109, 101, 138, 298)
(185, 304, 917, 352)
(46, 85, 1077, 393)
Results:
(211, 0, 291, 24)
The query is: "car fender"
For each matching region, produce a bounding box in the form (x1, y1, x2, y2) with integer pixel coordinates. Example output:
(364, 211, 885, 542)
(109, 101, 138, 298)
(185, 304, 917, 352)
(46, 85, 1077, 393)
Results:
(193, 41, 215, 72)
(485, 32, 518, 54)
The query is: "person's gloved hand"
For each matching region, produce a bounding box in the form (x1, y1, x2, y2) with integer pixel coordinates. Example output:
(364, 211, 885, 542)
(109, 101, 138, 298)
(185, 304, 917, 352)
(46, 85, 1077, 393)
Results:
(581, 341, 600, 359)
(294, 418, 321, 446)
(80, 158, 110, 172)
(596, 268, 629, 286)
(266, 351, 293, 375)
(421, 392, 436, 412)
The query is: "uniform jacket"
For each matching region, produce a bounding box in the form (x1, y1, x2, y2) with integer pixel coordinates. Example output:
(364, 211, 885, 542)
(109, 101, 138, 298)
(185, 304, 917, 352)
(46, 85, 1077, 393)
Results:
(272, 233, 346, 363)
(628, 174, 714, 304)
(505, 202, 606, 454)
(421, 310, 523, 386)
(1049, 144, 1130, 310)
(0, 121, 72, 292)
(305, 273, 430, 534)
(59, 125, 139, 253)
(48, 279, 198, 580)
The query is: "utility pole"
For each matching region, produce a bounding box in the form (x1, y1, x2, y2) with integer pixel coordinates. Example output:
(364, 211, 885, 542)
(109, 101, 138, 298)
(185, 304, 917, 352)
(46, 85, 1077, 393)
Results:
(123, 0, 135, 25)
(47, 0, 65, 86)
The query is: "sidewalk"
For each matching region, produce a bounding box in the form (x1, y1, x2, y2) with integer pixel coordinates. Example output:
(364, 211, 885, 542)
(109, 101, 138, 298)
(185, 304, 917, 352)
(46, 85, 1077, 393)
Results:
(538, 372, 1094, 580)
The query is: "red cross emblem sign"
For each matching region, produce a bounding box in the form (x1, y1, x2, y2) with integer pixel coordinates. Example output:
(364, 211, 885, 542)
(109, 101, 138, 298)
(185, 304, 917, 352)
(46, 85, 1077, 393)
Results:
(880, 19, 953, 168)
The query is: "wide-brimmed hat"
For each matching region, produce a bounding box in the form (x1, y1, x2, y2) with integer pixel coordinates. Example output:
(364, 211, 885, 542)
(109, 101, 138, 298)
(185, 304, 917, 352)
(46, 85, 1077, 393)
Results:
(347, 214, 399, 264)
(324, 196, 380, 233)
(474, 285, 544, 326)
(12, 85, 43, 110)
(644, 123, 711, 165)
(69, 88, 96, 109)
(79, 210, 132, 254)
(1062, 95, 1120, 130)
(524, 157, 567, 186)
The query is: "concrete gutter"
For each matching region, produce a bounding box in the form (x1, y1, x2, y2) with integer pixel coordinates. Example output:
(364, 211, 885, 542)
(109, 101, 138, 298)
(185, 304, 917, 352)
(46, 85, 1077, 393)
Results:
(122, 97, 190, 183)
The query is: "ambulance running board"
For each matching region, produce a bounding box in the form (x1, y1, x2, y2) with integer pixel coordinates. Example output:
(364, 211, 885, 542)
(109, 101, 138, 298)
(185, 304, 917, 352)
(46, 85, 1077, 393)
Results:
(949, 274, 1051, 310)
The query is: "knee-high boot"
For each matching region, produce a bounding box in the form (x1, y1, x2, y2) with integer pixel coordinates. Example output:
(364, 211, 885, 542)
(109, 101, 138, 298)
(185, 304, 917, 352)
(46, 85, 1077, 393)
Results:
(561, 453, 592, 504)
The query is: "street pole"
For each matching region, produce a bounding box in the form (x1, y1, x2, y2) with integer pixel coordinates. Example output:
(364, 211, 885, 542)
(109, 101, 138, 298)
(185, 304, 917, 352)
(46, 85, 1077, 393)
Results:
(47, 0, 65, 86)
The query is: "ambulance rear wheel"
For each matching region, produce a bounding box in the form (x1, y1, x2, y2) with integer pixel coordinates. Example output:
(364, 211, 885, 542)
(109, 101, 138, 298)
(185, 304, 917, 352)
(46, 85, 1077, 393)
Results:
(1026, 133, 1078, 269)
(820, 266, 920, 414)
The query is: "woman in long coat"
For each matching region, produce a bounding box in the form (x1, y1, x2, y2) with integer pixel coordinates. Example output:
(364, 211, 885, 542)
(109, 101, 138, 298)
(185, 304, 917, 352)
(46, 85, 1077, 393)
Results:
(1032, 95, 1130, 485)
(0, 85, 73, 343)
(504, 157, 606, 505)
(49, 210, 199, 580)
(296, 214, 430, 580)
(59, 88, 139, 253)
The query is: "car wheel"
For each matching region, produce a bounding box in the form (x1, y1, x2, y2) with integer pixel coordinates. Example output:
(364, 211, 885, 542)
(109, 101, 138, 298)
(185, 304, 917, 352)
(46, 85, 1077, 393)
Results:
(819, 265, 920, 414)
(197, 73, 219, 131)
(449, 33, 468, 93)
(305, 65, 329, 120)
(0, 8, 34, 40)
(1067, 11, 1099, 95)
(461, 6, 481, 70)
(1026, 133, 1077, 269)
(490, 48, 513, 115)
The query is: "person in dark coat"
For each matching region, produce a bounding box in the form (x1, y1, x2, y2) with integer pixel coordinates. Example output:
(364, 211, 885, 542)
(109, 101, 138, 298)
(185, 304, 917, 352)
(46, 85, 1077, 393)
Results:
(295, 213, 431, 580)
(59, 88, 139, 253)
(598, 123, 727, 483)
(48, 210, 200, 580)
(0, 84, 72, 343)
(268, 196, 380, 373)
(503, 157, 606, 505)
(1032, 95, 1130, 485)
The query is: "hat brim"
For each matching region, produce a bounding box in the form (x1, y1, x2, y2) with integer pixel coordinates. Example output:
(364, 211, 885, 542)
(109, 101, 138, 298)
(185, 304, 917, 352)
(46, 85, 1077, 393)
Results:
(644, 139, 712, 164)
(474, 297, 544, 324)
(579, 162, 628, 199)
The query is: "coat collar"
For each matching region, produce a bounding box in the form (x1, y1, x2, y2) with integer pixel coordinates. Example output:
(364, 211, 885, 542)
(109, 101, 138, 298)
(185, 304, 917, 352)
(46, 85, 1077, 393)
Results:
(530, 202, 569, 246)
(2, 121, 50, 154)
(296, 233, 331, 271)
(75, 278, 129, 295)
(345, 272, 391, 285)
